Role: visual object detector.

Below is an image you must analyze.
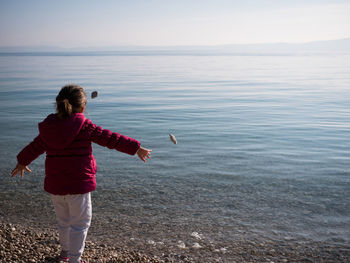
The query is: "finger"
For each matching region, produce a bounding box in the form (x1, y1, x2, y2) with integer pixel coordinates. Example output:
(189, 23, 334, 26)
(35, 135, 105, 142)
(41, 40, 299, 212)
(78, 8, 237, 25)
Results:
(25, 167, 32, 173)
(12, 168, 20, 177)
(20, 169, 24, 178)
(11, 168, 18, 177)
(138, 155, 145, 162)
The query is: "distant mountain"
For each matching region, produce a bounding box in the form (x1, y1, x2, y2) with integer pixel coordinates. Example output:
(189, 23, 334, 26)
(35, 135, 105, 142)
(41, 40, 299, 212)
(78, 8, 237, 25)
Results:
(217, 38, 350, 53)
(1, 38, 349, 54)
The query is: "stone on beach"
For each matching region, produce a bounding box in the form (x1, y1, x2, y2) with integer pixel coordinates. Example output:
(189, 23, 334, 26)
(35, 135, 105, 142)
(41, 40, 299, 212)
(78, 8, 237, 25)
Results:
(192, 243, 202, 249)
(177, 240, 186, 249)
(190, 232, 202, 240)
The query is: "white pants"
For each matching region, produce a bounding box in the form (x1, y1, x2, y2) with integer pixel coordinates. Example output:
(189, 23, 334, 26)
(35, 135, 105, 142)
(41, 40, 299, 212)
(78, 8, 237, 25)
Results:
(51, 193, 92, 263)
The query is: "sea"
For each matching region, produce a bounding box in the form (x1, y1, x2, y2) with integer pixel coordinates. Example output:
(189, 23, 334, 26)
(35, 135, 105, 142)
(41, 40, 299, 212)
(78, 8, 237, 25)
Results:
(0, 51, 349, 257)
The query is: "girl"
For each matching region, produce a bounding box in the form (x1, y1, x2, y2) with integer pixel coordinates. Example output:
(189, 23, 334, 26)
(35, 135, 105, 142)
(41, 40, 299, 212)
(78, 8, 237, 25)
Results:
(11, 84, 152, 263)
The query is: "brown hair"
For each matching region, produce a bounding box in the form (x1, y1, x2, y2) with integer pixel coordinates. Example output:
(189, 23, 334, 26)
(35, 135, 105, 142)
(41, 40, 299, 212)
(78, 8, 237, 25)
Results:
(56, 84, 87, 119)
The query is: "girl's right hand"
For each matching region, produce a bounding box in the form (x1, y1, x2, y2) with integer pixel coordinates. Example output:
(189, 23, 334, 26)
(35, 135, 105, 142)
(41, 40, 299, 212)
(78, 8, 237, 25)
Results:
(11, 163, 32, 178)
(137, 147, 152, 163)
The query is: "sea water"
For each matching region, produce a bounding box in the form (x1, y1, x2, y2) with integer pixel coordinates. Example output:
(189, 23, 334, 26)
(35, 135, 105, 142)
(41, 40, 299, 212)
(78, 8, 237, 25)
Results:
(0, 52, 349, 249)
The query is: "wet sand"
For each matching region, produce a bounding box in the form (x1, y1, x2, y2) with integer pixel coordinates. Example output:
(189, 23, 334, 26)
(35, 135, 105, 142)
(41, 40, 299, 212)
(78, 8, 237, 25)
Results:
(1, 191, 349, 263)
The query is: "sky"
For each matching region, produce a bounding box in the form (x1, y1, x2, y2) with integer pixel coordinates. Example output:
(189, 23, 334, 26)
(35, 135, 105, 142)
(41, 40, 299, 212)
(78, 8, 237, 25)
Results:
(0, 0, 349, 48)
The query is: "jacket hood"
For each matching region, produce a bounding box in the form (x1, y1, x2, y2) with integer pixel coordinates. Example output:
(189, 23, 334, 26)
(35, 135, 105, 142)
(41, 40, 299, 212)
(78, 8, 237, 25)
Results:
(38, 113, 86, 150)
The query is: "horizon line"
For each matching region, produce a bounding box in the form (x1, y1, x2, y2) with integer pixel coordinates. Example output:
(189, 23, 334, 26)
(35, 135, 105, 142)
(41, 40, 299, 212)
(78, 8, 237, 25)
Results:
(1, 37, 350, 50)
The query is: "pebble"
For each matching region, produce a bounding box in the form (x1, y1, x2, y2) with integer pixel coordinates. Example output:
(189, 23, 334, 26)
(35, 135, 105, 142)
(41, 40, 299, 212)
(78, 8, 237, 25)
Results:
(192, 243, 202, 249)
(219, 247, 228, 254)
(177, 241, 186, 249)
(147, 240, 156, 245)
(190, 232, 202, 240)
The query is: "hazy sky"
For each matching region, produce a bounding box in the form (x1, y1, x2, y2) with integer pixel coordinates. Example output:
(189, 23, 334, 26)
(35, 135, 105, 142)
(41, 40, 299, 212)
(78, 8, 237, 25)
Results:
(1, 0, 349, 47)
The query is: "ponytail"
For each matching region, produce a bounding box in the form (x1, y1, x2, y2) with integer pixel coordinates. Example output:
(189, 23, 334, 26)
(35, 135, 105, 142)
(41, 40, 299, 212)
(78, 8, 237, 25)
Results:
(57, 99, 73, 119)
(56, 85, 87, 119)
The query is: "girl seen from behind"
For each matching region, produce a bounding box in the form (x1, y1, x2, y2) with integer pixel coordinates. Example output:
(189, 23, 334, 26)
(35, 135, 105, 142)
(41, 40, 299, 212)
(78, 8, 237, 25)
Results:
(11, 84, 152, 263)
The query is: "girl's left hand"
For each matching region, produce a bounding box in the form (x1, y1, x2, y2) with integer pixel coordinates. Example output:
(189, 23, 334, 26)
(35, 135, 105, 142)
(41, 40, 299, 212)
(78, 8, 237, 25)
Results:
(137, 147, 152, 163)
(11, 163, 32, 178)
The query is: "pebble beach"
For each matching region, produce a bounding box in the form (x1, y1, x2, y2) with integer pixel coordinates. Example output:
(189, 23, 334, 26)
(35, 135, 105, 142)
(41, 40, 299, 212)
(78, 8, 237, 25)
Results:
(1, 187, 350, 263)
(0, 223, 169, 263)
(1, 222, 350, 263)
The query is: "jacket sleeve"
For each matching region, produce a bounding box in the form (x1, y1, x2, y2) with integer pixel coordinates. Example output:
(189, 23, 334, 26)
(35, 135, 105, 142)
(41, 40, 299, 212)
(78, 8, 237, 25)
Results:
(17, 135, 46, 166)
(85, 119, 140, 155)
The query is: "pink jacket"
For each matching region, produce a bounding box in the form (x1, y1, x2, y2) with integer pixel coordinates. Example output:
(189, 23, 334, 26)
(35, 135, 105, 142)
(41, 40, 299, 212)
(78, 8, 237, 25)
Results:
(17, 113, 140, 195)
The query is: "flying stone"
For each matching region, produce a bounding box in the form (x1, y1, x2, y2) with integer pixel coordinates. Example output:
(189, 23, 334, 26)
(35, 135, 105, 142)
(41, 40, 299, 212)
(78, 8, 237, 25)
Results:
(169, 133, 177, 144)
(91, 91, 98, 99)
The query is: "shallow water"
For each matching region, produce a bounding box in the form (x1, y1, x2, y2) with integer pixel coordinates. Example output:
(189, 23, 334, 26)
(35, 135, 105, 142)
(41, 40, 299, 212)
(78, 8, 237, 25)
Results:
(0, 53, 349, 253)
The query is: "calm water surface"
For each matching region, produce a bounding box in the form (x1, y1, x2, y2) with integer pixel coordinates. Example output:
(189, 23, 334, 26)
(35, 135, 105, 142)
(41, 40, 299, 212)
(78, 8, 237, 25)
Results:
(0, 53, 349, 249)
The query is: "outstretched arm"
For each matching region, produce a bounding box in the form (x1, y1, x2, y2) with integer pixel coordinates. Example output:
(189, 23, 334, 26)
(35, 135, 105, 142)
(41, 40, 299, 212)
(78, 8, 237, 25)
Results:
(137, 147, 152, 163)
(12, 135, 46, 178)
(86, 120, 141, 155)
(17, 135, 46, 166)
(11, 163, 32, 178)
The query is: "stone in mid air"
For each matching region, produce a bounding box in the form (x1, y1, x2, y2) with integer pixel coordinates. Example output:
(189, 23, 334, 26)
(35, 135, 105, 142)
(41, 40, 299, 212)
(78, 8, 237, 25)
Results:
(91, 91, 98, 99)
(169, 133, 177, 144)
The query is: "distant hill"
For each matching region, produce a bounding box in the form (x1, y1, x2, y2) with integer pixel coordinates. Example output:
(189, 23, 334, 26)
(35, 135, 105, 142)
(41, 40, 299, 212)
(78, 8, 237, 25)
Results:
(1, 38, 349, 55)
(217, 38, 350, 54)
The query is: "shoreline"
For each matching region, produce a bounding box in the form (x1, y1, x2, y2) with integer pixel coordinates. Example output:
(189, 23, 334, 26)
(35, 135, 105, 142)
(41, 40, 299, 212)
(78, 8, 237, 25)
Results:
(1, 221, 349, 263)
(1, 190, 350, 262)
